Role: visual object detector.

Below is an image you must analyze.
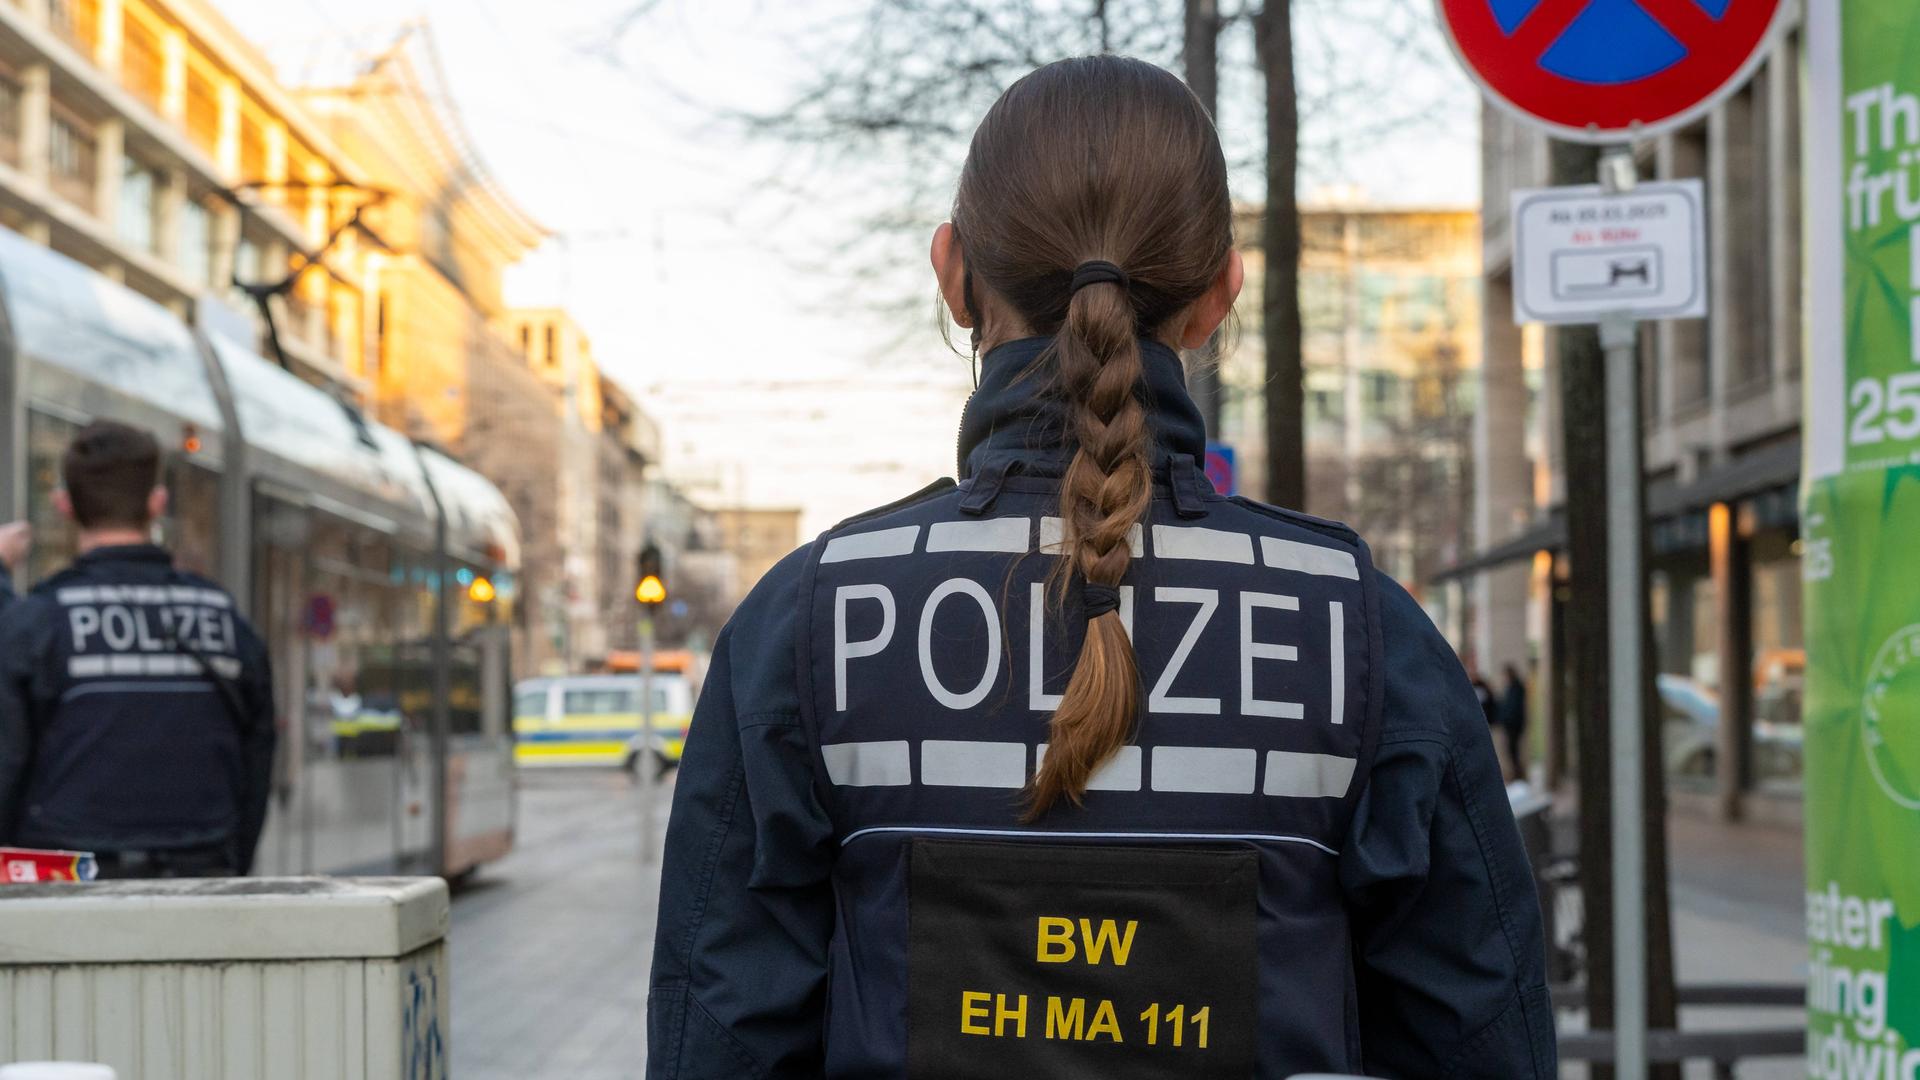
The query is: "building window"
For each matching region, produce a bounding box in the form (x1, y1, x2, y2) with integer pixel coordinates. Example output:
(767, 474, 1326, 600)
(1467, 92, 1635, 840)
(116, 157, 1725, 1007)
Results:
(177, 196, 213, 287)
(49, 0, 98, 55)
(48, 110, 98, 210)
(185, 67, 219, 157)
(545, 324, 557, 368)
(519, 324, 530, 357)
(239, 111, 266, 183)
(0, 70, 20, 167)
(121, 10, 164, 110)
(117, 154, 161, 254)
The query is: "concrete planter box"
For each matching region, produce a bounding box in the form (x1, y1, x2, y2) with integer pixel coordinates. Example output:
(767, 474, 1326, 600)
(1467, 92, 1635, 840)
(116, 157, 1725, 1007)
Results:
(0, 877, 448, 1080)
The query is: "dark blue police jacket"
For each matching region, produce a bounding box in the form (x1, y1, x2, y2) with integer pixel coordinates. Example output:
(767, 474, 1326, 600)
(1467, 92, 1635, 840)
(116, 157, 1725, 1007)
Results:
(0, 545, 276, 869)
(648, 338, 1555, 1079)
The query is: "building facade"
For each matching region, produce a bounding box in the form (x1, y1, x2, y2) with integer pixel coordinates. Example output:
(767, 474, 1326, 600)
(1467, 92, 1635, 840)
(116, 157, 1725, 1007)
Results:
(1220, 203, 1484, 590)
(1460, 19, 1807, 820)
(0, 0, 373, 384)
(710, 506, 802, 601)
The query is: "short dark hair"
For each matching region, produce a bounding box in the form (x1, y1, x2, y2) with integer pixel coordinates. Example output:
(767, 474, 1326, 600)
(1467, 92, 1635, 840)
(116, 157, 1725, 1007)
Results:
(63, 420, 160, 529)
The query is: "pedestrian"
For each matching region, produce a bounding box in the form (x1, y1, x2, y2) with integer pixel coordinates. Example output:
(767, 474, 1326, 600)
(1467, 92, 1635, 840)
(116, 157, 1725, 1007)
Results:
(1499, 661, 1531, 783)
(647, 57, 1552, 1079)
(0, 521, 29, 615)
(0, 421, 275, 879)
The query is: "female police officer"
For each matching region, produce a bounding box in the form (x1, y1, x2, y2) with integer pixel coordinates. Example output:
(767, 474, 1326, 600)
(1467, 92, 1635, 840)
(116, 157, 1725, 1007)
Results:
(648, 56, 1554, 1079)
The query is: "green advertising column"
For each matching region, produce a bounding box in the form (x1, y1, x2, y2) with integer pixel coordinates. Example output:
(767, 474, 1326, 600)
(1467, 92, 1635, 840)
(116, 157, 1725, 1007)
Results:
(1805, 1, 1920, 1075)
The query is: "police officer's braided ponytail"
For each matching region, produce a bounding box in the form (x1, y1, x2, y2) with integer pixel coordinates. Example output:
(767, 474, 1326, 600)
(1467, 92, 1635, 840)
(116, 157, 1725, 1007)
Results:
(948, 56, 1233, 817)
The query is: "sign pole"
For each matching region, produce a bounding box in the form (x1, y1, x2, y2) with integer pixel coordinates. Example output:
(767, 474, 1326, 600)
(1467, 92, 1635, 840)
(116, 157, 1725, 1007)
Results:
(1598, 144, 1647, 1080)
(639, 611, 657, 864)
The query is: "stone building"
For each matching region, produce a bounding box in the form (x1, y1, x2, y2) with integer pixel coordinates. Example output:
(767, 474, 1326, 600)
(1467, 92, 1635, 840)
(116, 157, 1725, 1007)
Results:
(0, 0, 367, 382)
(1220, 202, 1484, 588)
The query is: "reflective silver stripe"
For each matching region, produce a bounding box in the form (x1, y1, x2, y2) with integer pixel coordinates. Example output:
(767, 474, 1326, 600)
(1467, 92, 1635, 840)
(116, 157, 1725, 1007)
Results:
(55, 587, 97, 605)
(1040, 518, 1143, 557)
(821, 526, 920, 563)
(821, 740, 912, 786)
(1329, 601, 1346, 725)
(840, 824, 1339, 857)
(67, 654, 242, 678)
(195, 588, 233, 609)
(1150, 746, 1257, 794)
(1261, 536, 1359, 580)
(60, 681, 215, 703)
(921, 740, 1027, 788)
(1262, 751, 1357, 798)
(1038, 743, 1142, 791)
(167, 586, 201, 604)
(1151, 525, 1255, 564)
(68, 656, 108, 677)
(927, 518, 1030, 553)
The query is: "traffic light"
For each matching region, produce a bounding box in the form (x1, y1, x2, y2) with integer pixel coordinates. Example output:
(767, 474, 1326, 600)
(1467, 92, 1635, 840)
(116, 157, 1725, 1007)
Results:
(635, 542, 666, 605)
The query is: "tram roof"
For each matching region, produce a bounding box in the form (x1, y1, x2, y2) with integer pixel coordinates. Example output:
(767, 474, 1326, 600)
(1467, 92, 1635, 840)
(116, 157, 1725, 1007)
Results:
(417, 444, 521, 570)
(0, 227, 223, 433)
(211, 333, 439, 530)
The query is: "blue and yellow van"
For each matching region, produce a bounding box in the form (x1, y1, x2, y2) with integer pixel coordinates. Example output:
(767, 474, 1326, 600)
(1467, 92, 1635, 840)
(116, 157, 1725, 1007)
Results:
(512, 673, 694, 770)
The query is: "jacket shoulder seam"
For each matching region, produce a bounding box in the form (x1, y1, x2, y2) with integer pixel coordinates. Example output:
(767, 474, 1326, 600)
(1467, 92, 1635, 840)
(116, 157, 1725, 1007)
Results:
(1228, 497, 1361, 547)
(828, 477, 958, 532)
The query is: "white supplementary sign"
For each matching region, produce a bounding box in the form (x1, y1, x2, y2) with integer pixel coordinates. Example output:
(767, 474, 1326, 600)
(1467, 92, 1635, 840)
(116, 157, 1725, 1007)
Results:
(1511, 179, 1708, 325)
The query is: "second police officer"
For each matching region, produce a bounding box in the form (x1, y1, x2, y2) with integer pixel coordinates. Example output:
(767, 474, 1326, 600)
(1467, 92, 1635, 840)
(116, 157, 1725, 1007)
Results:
(648, 57, 1554, 1078)
(0, 420, 276, 879)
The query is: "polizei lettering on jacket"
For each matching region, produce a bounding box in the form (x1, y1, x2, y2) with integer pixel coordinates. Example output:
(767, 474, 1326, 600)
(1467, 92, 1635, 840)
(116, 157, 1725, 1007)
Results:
(829, 522, 1353, 723)
(835, 579, 1344, 721)
(56, 584, 242, 679)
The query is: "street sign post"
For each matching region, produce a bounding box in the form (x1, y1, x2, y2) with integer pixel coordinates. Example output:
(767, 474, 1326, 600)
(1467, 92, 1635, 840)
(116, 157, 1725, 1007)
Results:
(1511, 179, 1707, 324)
(1436, 2, 1786, 1076)
(1436, 0, 1786, 143)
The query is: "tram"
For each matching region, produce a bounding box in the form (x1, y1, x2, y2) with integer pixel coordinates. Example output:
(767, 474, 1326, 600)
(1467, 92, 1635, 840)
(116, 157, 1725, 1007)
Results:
(0, 227, 518, 879)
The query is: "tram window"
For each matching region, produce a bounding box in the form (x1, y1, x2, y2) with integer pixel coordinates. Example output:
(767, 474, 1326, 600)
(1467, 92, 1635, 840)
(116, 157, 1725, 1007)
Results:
(24, 411, 79, 582)
(448, 644, 484, 736)
(162, 461, 220, 577)
(288, 516, 430, 762)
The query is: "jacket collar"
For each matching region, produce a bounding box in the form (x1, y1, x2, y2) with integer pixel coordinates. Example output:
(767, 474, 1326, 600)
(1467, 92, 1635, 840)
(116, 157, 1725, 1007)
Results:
(957, 336, 1207, 479)
(74, 543, 172, 568)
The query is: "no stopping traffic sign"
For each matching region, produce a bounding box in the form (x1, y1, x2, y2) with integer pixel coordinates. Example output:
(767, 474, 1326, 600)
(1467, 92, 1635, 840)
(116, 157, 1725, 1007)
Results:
(1436, 0, 1786, 142)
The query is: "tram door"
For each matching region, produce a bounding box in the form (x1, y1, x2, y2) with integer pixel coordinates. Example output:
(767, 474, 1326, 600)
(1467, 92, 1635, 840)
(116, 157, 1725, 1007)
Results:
(253, 492, 435, 875)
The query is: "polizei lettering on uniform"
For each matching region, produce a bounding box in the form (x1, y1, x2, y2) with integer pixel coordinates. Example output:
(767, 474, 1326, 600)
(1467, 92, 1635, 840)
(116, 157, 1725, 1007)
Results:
(58, 585, 241, 679)
(834, 582, 1341, 721)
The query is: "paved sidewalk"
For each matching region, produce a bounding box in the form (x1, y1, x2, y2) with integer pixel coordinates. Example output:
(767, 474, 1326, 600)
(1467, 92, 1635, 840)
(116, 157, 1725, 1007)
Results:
(449, 770, 1812, 1078)
(450, 768, 672, 1080)
(1560, 810, 1807, 1079)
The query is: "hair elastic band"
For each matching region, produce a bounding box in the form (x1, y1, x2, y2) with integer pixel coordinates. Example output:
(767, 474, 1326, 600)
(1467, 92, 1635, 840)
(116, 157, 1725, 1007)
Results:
(1082, 583, 1122, 619)
(1070, 260, 1130, 295)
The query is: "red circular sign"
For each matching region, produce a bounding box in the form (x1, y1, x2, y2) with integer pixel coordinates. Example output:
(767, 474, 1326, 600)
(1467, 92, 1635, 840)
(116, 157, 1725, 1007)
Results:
(1436, 0, 1784, 142)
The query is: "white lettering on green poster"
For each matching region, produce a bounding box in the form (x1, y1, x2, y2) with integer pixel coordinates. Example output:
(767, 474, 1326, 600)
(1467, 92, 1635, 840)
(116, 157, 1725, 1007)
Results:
(1807, 3, 1920, 1079)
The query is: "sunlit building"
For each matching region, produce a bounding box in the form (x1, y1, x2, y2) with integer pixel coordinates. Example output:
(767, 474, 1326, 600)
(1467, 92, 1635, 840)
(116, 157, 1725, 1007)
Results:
(1220, 202, 1484, 590)
(0, 0, 370, 383)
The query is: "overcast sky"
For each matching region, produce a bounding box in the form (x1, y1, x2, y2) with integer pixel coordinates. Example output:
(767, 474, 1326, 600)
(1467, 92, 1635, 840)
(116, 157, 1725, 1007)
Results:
(221, 0, 1480, 534)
